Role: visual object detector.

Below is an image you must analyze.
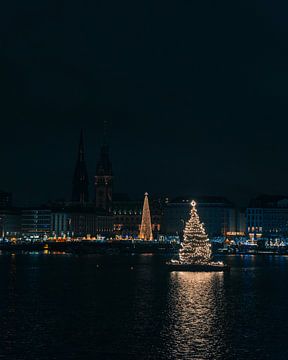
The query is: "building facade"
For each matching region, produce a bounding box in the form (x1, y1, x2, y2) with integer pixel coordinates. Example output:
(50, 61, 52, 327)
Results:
(0, 208, 21, 237)
(21, 209, 52, 237)
(0, 191, 12, 209)
(51, 212, 70, 237)
(247, 195, 288, 238)
(50, 204, 114, 238)
(162, 196, 237, 238)
(112, 195, 163, 238)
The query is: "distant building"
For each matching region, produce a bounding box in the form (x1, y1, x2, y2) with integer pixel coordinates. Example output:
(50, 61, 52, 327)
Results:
(162, 196, 238, 238)
(72, 130, 89, 204)
(21, 209, 52, 237)
(0, 191, 12, 209)
(226, 208, 246, 237)
(69, 211, 113, 237)
(0, 208, 21, 237)
(50, 203, 114, 237)
(247, 195, 288, 238)
(51, 212, 70, 237)
(113, 194, 163, 238)
(95, 144, 113, 211)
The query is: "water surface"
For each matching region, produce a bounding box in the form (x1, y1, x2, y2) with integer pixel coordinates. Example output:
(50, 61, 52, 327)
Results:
(0, 253, 287, 359)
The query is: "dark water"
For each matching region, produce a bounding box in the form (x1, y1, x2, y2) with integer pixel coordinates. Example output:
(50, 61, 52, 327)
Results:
(0, 254, 288, 360)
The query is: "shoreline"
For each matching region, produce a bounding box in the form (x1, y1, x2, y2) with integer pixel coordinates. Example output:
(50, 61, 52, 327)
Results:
(0, 241, 287, 256)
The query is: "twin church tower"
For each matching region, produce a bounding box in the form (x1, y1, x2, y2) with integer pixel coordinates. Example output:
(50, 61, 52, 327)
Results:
(71, 127, 154, 241)
(72, 128, 113, 211)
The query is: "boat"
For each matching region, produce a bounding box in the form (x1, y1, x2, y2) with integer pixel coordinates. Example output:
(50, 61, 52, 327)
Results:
(166, 261, 230, 272)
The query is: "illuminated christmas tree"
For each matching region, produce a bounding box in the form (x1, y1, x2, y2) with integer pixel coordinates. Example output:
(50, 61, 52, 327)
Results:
(179, 201, 212, 264)
(139, 192, 153, 241)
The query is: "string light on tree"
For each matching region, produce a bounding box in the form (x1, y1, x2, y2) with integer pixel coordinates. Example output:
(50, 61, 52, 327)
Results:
(139, 192, 153, 241)
(179, 200, 212, 264)
(167, 201, 228, 271)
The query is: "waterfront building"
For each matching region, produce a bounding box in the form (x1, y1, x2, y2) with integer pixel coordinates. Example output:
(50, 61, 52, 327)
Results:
(0, 208, 21, 237)
(51, 212, 70, 237)
(50, 203, 114, 238)
(21, 209, 52, 237)
(112, 194, 163, 238)
(72, 130, 89, 204)
(0, 191, 20, 237)
(162, 196, 237, 238)
(247, 195, 288, 239)
(0, 190, 12, 209)
(69, 211, 113, 237)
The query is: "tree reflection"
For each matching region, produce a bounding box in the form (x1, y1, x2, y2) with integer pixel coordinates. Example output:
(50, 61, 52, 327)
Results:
(162, 272, 226, 360)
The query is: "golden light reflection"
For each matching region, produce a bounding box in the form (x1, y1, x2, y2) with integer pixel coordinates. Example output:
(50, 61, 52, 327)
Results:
(165, 271, 225, 359)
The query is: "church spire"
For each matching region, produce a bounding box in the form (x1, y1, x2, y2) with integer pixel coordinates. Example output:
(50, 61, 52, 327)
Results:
(95, 121, 113, 210)
(103, 119, 108, 146)
(72, 129, 89, 204)
(139, 193, 153, 241)
(78, 128, 85, 162)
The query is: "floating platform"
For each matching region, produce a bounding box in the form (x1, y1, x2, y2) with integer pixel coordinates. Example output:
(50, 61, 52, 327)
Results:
(166, 262, 230, 272)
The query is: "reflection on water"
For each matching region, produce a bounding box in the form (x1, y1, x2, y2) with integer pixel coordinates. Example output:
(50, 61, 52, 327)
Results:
(4, 255, 18, 355)
(163, 272, 225, 360)
(1, 255, 288, 360)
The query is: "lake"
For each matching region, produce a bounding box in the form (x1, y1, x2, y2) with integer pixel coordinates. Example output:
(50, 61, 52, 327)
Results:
(0, 253, 287, 359)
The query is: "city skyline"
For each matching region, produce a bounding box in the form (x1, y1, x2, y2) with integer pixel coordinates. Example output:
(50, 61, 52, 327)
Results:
(2, 2, 288, 360)
(0, 123, 288, 207)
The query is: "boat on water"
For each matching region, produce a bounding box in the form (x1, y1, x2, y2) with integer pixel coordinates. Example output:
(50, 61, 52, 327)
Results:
(166, 260, 229, 272)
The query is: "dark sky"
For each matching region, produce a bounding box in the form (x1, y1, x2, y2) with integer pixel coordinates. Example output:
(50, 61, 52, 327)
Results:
(1, 0, 288, 206)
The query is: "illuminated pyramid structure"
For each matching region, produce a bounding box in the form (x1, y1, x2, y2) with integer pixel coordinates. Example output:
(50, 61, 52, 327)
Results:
(139, 193, 153, 241)
(180, 201, 212, 264)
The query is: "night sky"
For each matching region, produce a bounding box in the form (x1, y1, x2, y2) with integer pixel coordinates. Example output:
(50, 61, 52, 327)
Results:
(1, 0, 288, 206)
